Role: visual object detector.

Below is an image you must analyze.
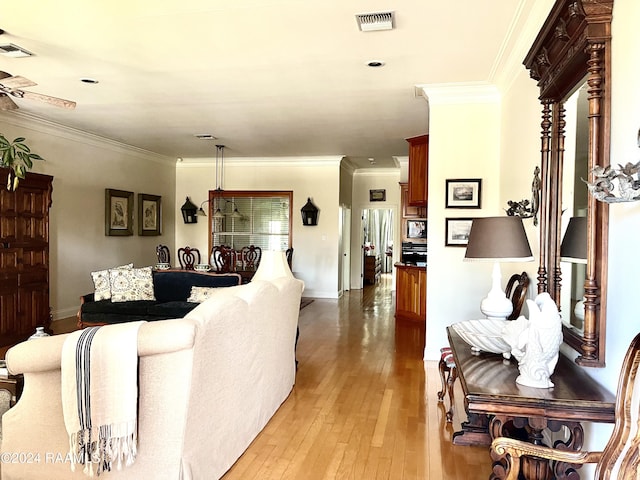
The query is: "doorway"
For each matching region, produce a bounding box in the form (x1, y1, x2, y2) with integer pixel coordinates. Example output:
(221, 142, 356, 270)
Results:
(361, 208, 394, 288)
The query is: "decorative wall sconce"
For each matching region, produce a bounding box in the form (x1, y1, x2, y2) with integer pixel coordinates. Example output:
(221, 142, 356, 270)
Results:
(505, 166, 541, 226)
(301, 198, 319, 226)
(585, 130, 640, 203)
(181, 196, 198, 224)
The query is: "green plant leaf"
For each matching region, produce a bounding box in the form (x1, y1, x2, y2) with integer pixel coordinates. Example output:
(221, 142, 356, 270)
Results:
(13, 137, 25, 143)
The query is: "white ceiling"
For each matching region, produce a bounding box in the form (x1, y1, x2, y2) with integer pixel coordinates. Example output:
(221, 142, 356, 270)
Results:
(0, 1, 529, 169)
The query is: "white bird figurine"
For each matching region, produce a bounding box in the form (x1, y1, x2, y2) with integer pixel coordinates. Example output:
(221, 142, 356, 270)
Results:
(510, 292, 563, 388)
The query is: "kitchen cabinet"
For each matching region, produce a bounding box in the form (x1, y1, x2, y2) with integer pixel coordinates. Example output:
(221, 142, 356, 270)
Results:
(400, 182, 426, 242)
(406, 134, 428, 207)
(0, 171, 53, 347)
(395, 263, 426, 322)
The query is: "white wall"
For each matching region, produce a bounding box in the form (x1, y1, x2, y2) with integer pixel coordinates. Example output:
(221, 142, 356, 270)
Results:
(175, 156, 342, 298)
(350, 169, 402, 289)
(0, 113, 176, 320)
(418, 88, 510, 360)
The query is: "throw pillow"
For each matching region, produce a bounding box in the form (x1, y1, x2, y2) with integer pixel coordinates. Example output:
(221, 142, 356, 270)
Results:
(91, 263, 133, 301)
(110, 266, 156, 302)
(187, 286, 220, 303)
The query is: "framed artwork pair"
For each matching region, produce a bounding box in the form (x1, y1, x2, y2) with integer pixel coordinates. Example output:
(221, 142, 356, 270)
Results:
(105, 189, 161, 236)
(444, 178, 481, 247)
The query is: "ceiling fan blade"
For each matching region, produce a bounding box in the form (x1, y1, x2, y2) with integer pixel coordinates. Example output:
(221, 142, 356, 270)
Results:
(0, 75, 37, 89)
(16, 90, 76, 109)
(0, 94, 19, 110)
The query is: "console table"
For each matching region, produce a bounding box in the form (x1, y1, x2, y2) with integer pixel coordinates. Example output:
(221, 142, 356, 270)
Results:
(447, 327, 615, 480)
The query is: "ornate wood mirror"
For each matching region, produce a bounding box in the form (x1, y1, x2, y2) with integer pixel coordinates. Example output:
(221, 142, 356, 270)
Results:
(524, 0, 613, 367)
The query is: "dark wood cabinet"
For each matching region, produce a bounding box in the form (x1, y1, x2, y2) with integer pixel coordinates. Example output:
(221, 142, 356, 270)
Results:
(406, 134, 428, 207)
(0, 171, 53, 347)
(364, 255, 381, 285)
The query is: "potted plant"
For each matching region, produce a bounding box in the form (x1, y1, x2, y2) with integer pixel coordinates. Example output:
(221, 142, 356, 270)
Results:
(0, 133, 44, 191)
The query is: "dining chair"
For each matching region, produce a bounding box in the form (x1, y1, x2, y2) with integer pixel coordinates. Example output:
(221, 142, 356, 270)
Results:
(285, 247, 293, 269)
(177, 246, 201, 270)
(240, 245, 262, 271)
(156, 244, 171, 265)
(211, 245, 237, 273)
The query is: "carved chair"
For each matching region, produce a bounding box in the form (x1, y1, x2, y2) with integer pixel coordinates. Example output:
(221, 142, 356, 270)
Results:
(177, 246, 201, 270)
(491, 332, 640, 480)
(438, 272, 530, 423)
(211, 245, 238, 273)
(156, 244, 171, 265)
(285, 247, 293, 269)
(239, 245, 262, 271)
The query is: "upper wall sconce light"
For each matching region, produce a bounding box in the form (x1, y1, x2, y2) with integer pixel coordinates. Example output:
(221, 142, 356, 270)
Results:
(505, 166, 541, 226)
(301, 198, 319, 226)
(181, 196, 198, 224)
(585, 129, 640, 203)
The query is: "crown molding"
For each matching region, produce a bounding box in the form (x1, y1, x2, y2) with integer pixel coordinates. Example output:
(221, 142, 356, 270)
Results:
(177, 155, 344, 168)
(0, 111, 174, 165)
(416, 82, 501, 105)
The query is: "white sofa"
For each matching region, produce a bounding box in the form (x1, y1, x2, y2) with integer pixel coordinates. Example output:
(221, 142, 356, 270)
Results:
(0, 261, 303, 479)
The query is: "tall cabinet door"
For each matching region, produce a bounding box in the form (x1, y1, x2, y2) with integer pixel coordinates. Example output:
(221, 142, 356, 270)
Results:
(0, 170, 53, 346)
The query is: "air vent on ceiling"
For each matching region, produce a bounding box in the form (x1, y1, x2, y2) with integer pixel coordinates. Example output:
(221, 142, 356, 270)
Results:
(194, 134, 216, 140)
(0, 43, 33, 58)
(355, 11, 395, 32)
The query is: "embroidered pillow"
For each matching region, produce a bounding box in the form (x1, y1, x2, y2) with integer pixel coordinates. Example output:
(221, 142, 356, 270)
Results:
(91, 263, 133, 301)
(110, 266, 156, 302)
(187, 286, 220, 303)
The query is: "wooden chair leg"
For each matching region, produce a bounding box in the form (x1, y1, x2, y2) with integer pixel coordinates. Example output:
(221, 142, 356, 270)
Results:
(445, 364, 457, 423)
(437, 358, 449, 401)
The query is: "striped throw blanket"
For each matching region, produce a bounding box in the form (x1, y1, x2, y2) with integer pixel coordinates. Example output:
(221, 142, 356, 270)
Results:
(62, 321, 144, 476)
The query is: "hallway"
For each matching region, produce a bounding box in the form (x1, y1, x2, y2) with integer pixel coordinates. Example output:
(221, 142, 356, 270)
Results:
(223, 275, 491, 479)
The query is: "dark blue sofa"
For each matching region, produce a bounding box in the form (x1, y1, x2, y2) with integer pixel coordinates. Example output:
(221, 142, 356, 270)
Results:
(77, 270, 242, 328)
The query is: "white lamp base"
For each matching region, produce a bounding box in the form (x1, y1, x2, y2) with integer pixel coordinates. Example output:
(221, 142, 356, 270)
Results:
(480, 262, 513, 321)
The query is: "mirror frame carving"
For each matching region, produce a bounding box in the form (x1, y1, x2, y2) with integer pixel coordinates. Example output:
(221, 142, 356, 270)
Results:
(524, 0, 613, 367)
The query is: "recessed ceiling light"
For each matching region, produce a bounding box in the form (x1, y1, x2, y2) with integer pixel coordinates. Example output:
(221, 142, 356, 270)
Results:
(366, 60, 385, 68)
(80, 77, 99, 84)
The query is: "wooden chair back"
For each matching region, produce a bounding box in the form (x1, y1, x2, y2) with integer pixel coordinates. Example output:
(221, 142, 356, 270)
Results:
(285, 247, 293, 269)
(211, 245, 238, 273)
(491, 332, 640, 479)
(177, 246, 201, 270)
(505, 272, 529, 320)
(240, 245, 262, 270)
(156, 244, 171, 265)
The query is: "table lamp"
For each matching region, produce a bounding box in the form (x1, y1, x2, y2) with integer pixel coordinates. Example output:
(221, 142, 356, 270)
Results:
(560, 216, 587, 320)
(464, 216, 533, 320)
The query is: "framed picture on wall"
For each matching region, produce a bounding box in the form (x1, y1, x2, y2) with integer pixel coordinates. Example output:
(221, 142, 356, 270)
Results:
(138, 193, 162, 236)
(105, 189, 134, 236)
(445, 217, 474, 247)
(445, 178, 482, 208)
(369, 189, 386, 202)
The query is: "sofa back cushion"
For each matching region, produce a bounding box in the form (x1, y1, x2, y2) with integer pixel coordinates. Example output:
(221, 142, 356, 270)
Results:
(153, 271, 241, 302)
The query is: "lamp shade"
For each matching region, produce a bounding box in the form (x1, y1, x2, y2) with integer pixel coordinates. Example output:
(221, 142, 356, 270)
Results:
(560, 216, 587, 264)
(464, 216, 533, 262)
(252, 250, 295, 281)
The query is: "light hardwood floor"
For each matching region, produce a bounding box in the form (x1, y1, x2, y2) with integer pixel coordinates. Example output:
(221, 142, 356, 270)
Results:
(222, 275, 492, 479)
